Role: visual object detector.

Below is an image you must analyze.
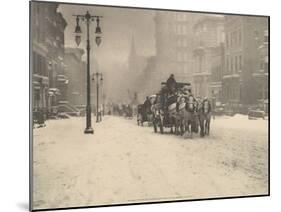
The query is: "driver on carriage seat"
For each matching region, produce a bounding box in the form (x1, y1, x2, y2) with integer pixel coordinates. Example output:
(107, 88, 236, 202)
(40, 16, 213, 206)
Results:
(166, 74, 177, 94)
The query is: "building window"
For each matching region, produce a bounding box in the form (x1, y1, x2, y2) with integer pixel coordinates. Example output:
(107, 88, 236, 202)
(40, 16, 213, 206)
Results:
(231, 57, 234, 73)
(254, 30, 259, 40)
(232, 31, 238, 47)
(264, 35, 268, 43)
(226, 56, 229, 73)
(182, 25, 186, 34)
(239, 55, 242, 70)
(182, 13, 186, 21)
(230, 32, 233, 47)
(37, 5, 40, 15)
(183, 39, 187, 47)
(260, 61, 264, 70)
(235, 56, 238, 73)
(184, 52, 188, 61)
(176, 13, 182, 21)
(264, 30, 268, 43)
(176, 25, 180, 35)
(177, 39, 181, 47)
(177, 52, 182, 61)
(203, 24, 207, 31)
(33, 52, 38, 74)
(226, 34, 229, 49)
(264, 56, 268, 72)
(238, 28, 242, 46)
(183, 64, 188, 73)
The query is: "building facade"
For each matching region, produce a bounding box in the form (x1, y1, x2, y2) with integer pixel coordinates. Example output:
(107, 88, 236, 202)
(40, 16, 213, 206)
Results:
(150, 11, 204, 94)
(192, 15, 225, 102)
(222, 16, 268, 112)
(127, 35, 148, 101)
(64, 48, 86, 107)
(31, 2, 67, 118)
(253, 29, 269, 113)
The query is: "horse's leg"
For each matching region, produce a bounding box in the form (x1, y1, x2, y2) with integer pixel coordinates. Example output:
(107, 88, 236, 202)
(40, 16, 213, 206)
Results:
(177, 118, 181, 135)
(206, 117, 211, 135)
(175, 121, 179, 135)
(184, 119, 188, 132)
(207, 116, 210, 135)
(205, 119, 208, 135)
(174, 118, 178, 135)
(207, 120, 210, 135)
(176, 122, 180, 135)
(200, 116, 205, 137)
(180, 119, 185, 136)
(186, 120, 190, 133)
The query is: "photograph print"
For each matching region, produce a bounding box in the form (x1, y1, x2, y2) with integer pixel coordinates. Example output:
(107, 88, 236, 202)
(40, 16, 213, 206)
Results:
(30, 1, 269, 211)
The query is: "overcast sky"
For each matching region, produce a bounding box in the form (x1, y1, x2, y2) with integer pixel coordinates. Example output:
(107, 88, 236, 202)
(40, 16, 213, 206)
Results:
(58, 4, 156, 70)
(57, 4, 156, 101)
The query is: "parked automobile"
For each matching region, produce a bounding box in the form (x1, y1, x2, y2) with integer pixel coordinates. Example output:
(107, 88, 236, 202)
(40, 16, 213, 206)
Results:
(248, 109, 265, 120)
(224, 108, 235, 116)
(57, 113, 71, 119)
(213, 106, 224, 116)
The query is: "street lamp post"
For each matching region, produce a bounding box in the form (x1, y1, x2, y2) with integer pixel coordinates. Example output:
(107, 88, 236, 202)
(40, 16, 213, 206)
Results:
(92, 73, 103, 123)
(73, 11, 102, 134)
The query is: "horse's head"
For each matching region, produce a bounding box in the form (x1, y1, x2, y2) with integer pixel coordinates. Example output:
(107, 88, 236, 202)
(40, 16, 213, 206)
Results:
(186, 95, 195, 112)
(149, 94, 157, 104)
(203, 100, 210, 114)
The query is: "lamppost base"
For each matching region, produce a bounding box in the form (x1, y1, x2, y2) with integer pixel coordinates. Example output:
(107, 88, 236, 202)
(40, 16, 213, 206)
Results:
(84, 127, 94, 134)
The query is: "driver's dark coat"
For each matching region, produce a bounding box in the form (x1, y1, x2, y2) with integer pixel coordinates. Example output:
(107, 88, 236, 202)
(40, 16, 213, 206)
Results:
(166, 76, 177, 91)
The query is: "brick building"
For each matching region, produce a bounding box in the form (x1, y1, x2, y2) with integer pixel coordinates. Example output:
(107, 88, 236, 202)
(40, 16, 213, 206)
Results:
(31, 2, 67, 117)
(192, 15, 225, 101)
(222, 15, 268, 112)
(64, 48, 86, 107)
(146, 11, 203, 94)
(253, 29, 269, 112)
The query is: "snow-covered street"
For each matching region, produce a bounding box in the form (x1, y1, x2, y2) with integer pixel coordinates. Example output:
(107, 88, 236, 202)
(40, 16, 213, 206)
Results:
(32, 115, 268, 210)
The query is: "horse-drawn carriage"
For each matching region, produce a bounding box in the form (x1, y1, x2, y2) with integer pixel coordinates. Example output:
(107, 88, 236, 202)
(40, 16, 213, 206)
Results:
(137, 102, 153, 126)
(151, 82, 211, 137)
(121, 104, 133, 118)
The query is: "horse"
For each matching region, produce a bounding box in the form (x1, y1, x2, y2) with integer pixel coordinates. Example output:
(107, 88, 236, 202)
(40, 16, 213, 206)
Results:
(137, 104, 144, 126)
(167, 94, 182, 134)
(198, 99, 212, 137)
(176, 96, 188, 135)
(151, 95, 164, 133)
(180, 95, 198, 138)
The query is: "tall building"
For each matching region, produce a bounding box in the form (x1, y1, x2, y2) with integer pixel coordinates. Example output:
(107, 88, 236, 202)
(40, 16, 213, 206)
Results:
(141, 56, 157, 98)
(222, 16, 268, 112)
(31, 2, 67, 117)
(151, 11, 203, 93)
(253, 29, 269, 112)
(192, 15, 225, 100)
(64, 48, 86, 106)
(127, 35, 148, 100)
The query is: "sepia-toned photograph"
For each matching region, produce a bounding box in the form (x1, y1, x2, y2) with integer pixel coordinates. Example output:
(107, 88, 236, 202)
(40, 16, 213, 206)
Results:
(30, 1, 269, 211)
